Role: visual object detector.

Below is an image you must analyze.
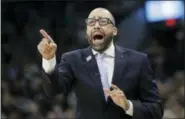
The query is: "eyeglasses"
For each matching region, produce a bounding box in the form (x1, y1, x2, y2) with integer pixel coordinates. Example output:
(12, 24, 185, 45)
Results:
(85, 18, 114, 26)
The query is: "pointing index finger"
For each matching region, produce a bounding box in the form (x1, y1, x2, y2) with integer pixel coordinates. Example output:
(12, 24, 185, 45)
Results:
(40, 29, 52, 41)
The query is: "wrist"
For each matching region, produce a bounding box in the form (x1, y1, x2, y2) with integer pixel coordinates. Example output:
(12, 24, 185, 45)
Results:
(43, 54, 55, 60)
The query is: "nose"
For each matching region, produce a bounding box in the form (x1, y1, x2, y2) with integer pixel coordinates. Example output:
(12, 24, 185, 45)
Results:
(94, 21, 100, 30)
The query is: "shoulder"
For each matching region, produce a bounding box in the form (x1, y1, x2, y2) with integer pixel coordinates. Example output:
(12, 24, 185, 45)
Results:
(122, 48, 150, 69)
(60, 47, 88, 60)
(116, 44, 147, 59)
(60, 49, 81, 59)
(116, 45, 148, 64)
(125, 48, 147, 59)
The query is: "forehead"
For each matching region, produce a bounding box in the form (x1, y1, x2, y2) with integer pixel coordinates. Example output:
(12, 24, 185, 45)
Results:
(88, 9, 113, 20)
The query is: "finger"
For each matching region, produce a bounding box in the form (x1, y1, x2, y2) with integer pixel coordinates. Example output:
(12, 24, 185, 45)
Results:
(111, 84, 119, 90)
(48, 35, 54, 43)
(109, 89, 123, 97)
(104, 88, 110, 93)
(38, 41, 46, 51)
(106, 89, 114, 97)
(110, 93, 116, 97)
(42, 38, 49, 44)
(115, 89, 125, 97)
(117, 90, 123, 94)
(39, 41, 50, 51)
(117, 93, 124, 97)
(103, 88, 111, 96)
(110, 92, 118, 97)
(40, 29, 54, 43)
(40, 29, 50, 39)
(49, 42, 57, 48)
(116, 91, 126, 98)
(110, 92, 123, 98)
(114, 90, 124, 96)
(111, 89, 118, 95)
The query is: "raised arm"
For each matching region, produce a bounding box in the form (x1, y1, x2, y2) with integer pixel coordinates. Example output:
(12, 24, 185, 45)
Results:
(38, 29, 75, 97)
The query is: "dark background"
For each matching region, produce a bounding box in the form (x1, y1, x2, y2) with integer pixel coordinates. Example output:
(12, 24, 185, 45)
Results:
(1, 1, 184, 119)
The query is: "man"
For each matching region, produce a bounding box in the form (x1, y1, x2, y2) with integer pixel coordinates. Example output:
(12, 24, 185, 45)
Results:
(37, 8, 163, 119)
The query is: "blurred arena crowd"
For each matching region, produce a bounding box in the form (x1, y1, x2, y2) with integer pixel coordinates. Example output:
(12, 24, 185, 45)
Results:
(1, 1, 184, 119)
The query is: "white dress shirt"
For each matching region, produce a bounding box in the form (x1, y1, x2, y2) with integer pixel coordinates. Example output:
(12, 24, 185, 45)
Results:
(92, 42, 115, 87)
(42, 42, 133, 116)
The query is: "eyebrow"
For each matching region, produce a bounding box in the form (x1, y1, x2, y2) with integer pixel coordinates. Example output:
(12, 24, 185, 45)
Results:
(88, 16, 115, 25)
(89, 16, 104, 19)
(88, 16, 113, 21)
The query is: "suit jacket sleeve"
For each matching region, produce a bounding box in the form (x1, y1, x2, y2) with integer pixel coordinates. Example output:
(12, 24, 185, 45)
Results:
(42, 53, 75, 97)
(131, 55, 164, 119)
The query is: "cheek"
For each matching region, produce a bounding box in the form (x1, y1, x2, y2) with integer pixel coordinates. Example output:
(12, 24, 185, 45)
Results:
(86, 31, 91, 38)
(104, 30, 113, 37)
(85, 30, 91, 41)
(86, 27, 92, 35)
(102, 27, 113, 36)
(86, 31, 90, 36)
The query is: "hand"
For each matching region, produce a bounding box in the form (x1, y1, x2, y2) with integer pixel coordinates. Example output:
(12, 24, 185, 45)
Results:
(104, 84, 130, 111)
(37, 29, 57, 60)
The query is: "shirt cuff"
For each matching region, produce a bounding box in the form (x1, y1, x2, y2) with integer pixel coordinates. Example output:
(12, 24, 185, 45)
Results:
(42, 56, 56, 74)
(125, 100, 133, 116)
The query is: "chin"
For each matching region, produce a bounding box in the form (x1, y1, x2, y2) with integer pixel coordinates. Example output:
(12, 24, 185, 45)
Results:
(92, 45, 106, 52)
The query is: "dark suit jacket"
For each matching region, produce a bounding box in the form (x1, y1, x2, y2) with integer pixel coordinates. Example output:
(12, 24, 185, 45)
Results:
(42, 44, 163, 119)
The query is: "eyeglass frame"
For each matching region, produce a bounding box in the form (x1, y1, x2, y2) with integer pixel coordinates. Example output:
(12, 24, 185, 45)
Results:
(85, 18, 115, 26)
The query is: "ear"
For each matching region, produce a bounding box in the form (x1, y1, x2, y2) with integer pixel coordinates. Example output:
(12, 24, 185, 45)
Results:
(113, 27, 118, 36)
(85, 35, 88, 40)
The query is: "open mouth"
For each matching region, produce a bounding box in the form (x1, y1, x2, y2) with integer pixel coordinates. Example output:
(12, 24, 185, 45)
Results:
(92, 33, 104, 40)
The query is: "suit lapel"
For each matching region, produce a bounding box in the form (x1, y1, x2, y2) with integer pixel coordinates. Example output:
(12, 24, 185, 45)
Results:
(82, 45, 128, 87)
(82, 47, 106, 107)
(82, 46, 103, 87)
(82, 45, 129, 109)
(105, 45, 128, 108)
(111, 45, 128, 87)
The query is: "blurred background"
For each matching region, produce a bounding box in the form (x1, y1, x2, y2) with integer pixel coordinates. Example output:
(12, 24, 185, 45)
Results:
(1, 0, 184, 119)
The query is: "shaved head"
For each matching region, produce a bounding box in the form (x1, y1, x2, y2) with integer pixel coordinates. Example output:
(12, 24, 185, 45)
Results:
(88, 7, 116, 26)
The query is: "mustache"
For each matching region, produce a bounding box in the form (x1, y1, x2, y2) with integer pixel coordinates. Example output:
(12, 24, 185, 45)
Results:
(91, 29, 105, 37)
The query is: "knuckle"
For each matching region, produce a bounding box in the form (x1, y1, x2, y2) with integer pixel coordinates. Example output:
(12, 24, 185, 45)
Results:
(43, 38, 48, 41)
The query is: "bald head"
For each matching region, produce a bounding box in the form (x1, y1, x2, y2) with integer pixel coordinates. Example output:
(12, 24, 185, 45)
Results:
(88, 7, 116, 26)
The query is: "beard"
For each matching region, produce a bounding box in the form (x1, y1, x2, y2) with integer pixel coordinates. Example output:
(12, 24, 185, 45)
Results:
(87, 33, 114, 52)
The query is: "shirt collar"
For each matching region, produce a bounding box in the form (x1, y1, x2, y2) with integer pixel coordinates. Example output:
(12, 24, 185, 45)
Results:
(92, 41, 115, 57)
